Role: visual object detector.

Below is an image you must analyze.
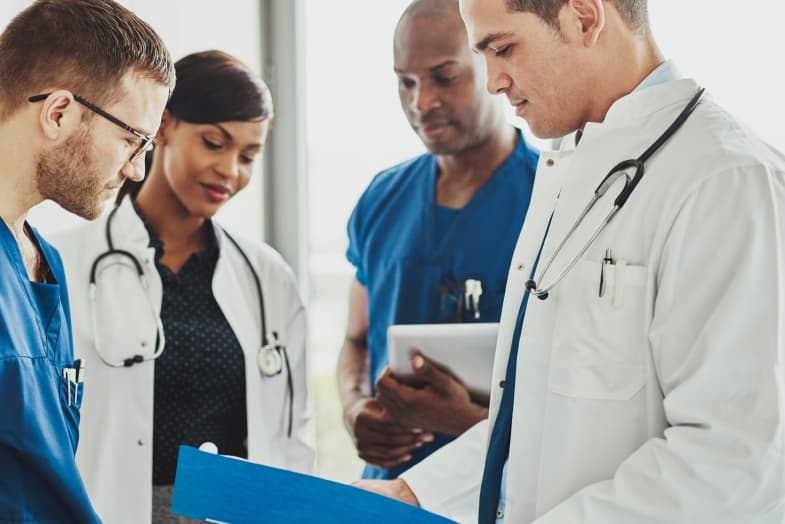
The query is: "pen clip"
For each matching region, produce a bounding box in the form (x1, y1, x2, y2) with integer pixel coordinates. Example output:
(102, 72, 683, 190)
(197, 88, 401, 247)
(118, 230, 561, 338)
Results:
(599, 249, 614, 298)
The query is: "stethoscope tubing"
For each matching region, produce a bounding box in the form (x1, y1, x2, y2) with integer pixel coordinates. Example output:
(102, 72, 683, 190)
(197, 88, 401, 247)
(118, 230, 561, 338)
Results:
(89, 201, 295, 437)
(526, 87, 706, 300)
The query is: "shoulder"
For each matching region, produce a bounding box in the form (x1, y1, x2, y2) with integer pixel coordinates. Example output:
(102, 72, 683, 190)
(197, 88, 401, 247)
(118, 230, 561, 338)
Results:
(666, 95, 785, 198)
(359, 153, 433, 203)
(216, 226, 298, 287)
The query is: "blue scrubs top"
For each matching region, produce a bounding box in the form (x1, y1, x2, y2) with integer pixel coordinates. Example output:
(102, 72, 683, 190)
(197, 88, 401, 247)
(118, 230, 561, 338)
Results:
(347, 131, 539, 479)
(0, 221, 100, 523)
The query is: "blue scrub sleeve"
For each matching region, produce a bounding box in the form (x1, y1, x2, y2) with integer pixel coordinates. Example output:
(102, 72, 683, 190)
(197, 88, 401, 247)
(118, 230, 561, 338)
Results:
(0, 356, 100, 523)
(346, 203, 368, 286)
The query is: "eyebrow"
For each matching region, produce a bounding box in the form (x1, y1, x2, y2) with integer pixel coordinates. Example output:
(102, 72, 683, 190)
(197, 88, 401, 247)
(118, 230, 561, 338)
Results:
(211, 123, 262, 149)
(473, 32, 515, 52)
(213, 123, 233, 141)
(393, 59, 460, 75)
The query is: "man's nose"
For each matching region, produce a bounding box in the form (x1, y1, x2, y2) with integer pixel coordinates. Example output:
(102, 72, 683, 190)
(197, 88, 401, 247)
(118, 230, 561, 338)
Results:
(412, 83, 442, 115)
(121, 154, 145, 183)
(486, 59, 512, 95)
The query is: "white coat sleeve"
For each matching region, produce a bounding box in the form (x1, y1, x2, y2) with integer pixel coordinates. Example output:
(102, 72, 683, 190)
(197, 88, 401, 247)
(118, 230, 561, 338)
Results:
(282, 273, 317, 474)
(400, 418, 488, 523)
(534, 166, 785, 524)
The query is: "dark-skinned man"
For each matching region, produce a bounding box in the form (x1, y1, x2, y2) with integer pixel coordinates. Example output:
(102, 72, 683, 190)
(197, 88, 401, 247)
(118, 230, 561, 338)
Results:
(337, 0, 539, 480)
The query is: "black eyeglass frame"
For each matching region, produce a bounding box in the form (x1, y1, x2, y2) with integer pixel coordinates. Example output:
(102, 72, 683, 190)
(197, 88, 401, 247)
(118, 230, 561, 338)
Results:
(29, 92, 155, 162)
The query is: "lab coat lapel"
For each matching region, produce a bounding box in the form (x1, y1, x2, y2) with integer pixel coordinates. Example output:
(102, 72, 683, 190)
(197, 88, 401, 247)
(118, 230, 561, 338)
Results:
(486, 149, 573, 430)
(212, 227, 260, 356)
(109, 197, 159, 279)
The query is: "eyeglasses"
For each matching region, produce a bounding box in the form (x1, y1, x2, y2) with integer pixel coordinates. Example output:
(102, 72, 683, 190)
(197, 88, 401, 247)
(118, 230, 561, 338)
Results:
(29, 92, 155, 162)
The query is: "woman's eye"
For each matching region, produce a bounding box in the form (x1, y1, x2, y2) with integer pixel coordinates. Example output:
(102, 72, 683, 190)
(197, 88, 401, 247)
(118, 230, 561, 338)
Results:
(239, 154, 254, 164)
(202, 137, 222, 150)
(399, 78, 416, 89)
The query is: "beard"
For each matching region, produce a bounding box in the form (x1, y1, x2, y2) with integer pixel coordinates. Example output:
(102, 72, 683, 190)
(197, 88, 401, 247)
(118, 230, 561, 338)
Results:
(35, 125, 113, 220)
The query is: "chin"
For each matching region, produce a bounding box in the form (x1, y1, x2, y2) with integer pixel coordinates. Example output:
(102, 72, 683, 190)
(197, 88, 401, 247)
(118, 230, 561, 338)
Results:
(65, 201, 103, 221)
(422, 138, 467, 157)
(190, 201, 223, 220)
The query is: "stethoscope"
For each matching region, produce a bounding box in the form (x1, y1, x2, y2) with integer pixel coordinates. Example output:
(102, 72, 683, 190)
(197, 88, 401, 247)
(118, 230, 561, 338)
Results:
(89, 202, 295, 436)
(526, 87, 706, 300)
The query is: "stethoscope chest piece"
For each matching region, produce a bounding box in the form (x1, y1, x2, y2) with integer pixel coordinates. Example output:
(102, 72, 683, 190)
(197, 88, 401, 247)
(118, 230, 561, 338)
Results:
(258, 343, 283, 377)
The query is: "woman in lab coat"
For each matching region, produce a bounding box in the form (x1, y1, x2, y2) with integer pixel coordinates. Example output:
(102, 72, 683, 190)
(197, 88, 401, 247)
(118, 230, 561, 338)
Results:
(52, 50, 315, 524)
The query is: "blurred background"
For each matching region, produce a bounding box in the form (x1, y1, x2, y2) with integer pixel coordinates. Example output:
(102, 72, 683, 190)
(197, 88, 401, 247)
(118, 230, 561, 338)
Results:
(1, 0, 783, 483)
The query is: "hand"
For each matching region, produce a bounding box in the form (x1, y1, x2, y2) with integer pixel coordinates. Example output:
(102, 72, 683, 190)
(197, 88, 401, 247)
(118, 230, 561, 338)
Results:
(353, 478, 420, 506)
(344, 396, 434, 469)
(375, 354, 488, 437)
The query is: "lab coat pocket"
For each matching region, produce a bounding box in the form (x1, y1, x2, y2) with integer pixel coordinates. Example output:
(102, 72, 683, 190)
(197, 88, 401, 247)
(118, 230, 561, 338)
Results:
(549, 259, 649, 400)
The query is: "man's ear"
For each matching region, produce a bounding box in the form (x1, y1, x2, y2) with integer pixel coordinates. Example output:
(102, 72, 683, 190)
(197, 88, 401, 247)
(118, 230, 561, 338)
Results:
(562, 0, 606, 48)
(37, 90, 81, 141)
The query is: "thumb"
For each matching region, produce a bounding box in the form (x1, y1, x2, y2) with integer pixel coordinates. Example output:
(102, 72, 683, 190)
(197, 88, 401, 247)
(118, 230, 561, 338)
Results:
(411, 353, 451, 392)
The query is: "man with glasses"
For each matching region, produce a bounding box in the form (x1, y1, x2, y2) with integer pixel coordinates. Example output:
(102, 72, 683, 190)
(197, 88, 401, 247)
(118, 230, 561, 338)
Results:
(337, 0, 539, 481)
(0, 0, 174, 521)
(28, 93, 158, 164)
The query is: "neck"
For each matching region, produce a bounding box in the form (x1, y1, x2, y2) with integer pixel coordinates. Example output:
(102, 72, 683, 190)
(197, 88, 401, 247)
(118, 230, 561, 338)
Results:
(0, 118, 43, 234)
(433, 123, 517, 209)
(134, 164, 207, 253)
(435, 123, 517, 181)
(585, 32, 665, 125)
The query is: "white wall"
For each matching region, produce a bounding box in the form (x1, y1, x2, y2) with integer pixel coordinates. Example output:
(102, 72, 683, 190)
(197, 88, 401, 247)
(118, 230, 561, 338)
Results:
(650, 1, 784, 153)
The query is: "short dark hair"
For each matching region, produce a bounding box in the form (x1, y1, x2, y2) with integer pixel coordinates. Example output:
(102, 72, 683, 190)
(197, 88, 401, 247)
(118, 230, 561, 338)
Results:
(167, 50, 273, 124)
(0, 0, 175, 120)
(506, 0, 648, 31)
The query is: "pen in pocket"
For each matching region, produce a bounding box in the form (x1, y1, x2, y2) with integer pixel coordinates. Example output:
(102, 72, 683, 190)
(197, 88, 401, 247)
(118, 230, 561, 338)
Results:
(599, 249, 614, 297)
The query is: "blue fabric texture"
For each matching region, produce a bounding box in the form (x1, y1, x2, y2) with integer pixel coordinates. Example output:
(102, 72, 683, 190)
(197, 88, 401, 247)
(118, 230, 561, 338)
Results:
(477, 212, 552, 523)
(0, 221, 100, 523)
(172, 446, 457, 524)
(347, 132, 539, 479)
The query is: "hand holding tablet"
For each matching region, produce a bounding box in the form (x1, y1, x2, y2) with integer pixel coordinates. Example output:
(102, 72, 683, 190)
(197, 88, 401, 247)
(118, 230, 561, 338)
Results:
(386, 323, 499, 399)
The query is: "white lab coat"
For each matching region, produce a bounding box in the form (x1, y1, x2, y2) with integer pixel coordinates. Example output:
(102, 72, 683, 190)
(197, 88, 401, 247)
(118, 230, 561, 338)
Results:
(402, 78, 785, 523)
(50, 197, 316, 524)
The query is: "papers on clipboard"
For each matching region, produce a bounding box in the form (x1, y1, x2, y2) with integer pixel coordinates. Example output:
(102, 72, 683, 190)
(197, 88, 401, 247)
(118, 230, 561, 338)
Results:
(171, 446, 458, 523)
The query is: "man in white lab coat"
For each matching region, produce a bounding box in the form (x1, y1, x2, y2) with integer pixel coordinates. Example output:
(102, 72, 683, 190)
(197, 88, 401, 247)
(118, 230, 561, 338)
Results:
(356, 0, 785, 522)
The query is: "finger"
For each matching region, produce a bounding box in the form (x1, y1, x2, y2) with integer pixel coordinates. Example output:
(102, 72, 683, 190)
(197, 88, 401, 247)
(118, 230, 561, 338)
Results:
(356, 423, 427, 445)
(359, 449, 415, 469)
(359, 440, 423, 458)
(376, 374, 421, 411)
(356, 407, 414, 433)
(375, 371, 404, 398)
(411, 353, 456, 393)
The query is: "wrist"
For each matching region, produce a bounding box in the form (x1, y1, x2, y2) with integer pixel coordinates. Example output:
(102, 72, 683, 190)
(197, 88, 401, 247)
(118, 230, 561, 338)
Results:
(342, 392, 369, 431)
(445, 403, 488, 436)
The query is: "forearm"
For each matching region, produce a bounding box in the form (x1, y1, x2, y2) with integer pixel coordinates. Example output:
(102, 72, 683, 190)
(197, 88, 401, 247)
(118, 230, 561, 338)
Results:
(336, 336, 371, 411)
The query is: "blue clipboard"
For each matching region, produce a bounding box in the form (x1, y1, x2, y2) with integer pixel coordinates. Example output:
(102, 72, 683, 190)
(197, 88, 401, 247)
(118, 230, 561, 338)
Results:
(171, 446, 458, 523)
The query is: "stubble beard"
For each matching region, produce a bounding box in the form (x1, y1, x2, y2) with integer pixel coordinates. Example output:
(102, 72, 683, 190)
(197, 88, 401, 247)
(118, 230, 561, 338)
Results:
(36, 124, 110, 220)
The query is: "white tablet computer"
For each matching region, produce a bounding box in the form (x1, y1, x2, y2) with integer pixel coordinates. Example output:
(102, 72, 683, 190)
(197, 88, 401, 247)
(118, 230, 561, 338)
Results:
(387, 322, 499, 399)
